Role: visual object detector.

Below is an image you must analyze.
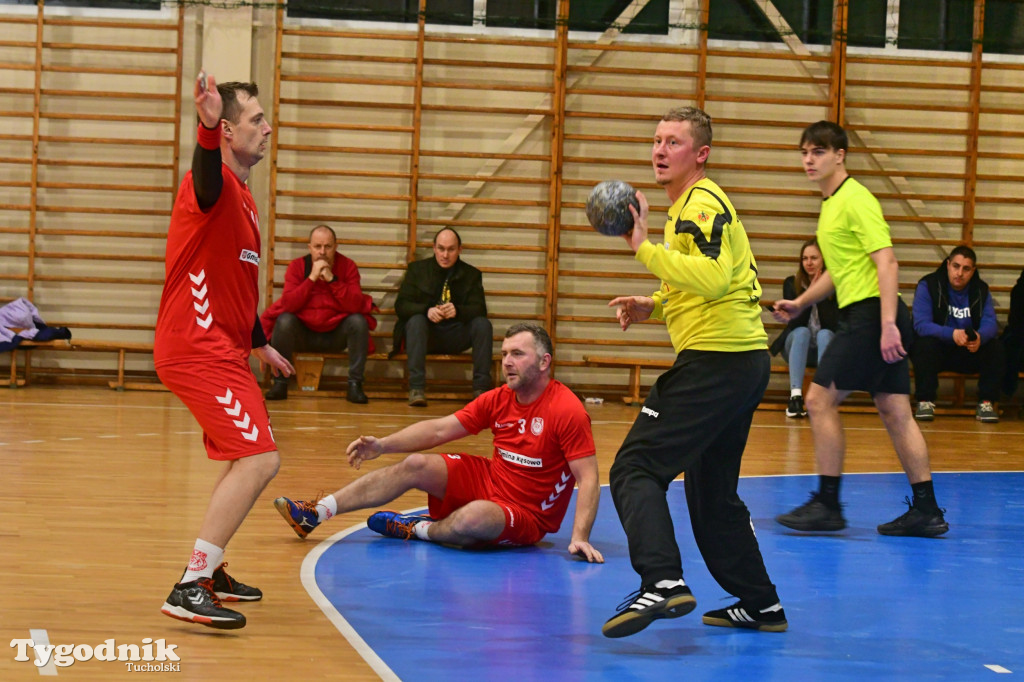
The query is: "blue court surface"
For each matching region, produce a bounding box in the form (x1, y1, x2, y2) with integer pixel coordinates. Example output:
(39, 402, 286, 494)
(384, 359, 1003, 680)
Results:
(301, 472, 1024, 681)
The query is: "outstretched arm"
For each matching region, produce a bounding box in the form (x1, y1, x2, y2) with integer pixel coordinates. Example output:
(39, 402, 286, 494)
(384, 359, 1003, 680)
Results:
(772, 270, 836, 323)
(566, 455, 604, 563)
(346, 414, 470, 469)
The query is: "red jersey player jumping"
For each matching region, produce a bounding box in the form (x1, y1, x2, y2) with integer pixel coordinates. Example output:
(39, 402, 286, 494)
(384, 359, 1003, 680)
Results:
(274, 322, 604, 563)
(156, 72, 294, 630)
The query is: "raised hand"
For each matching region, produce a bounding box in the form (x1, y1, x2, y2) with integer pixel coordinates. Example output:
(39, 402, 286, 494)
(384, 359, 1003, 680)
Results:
(625, 190, 651, 253)
(194, 70, 222, 129)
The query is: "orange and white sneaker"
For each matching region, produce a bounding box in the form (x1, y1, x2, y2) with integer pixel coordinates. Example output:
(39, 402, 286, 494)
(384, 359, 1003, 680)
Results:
(273, 495, 322, 539)
(366, 510, 432, 540)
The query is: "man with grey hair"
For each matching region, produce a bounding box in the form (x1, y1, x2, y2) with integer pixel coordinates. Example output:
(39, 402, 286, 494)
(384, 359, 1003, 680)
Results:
(274, 323, 604, 563)
(260, 223, 377, 404)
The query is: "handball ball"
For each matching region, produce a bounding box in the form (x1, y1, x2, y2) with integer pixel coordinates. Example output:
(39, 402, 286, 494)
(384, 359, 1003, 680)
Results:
(586, 180, 640, 236)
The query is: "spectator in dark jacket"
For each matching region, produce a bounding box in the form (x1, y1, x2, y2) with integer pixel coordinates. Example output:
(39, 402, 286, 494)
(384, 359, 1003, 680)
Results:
(392, 227, 493, 407)
(770, 238, 838, 418)
(261, 224, 377, 403)
(1001, 268, 1024, 398)
(911, 245, 1003, 423)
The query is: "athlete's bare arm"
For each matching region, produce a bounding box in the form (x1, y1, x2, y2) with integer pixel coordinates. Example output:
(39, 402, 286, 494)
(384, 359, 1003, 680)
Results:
(347, 414, 470, 469)
(566, 455, 604, 564)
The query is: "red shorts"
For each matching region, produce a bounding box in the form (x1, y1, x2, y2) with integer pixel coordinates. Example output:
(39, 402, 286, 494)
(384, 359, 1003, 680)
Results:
(157, 358, 277, 461)
(428, 453, 545, 547)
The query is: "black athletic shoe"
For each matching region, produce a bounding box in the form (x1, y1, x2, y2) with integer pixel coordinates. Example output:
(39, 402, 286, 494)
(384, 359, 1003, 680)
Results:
(211, 563, 262, 602)
(877, 497, 949, 537)
(346, 381, 368, 404)
(786, 395, 806, 418)
(601, 584, 696, 638)
(702, 601, 788, 632)
(264, 381, 288, 401)
(160, 577, 246, 629)
(776, 493, 847, 531)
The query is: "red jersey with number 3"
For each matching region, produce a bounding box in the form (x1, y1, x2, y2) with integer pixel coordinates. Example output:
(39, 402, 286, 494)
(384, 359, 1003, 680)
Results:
(155, 167, 261, 366)
(454, 380, 596, 533)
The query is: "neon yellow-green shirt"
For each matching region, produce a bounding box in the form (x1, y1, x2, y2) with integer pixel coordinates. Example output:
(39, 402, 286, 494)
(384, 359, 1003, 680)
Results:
(636, 177, 767, 353)
(817, 177, 892, 308)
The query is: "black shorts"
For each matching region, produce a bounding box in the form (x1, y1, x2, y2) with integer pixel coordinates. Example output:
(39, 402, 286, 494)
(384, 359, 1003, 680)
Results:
(813, 297, 912, 396)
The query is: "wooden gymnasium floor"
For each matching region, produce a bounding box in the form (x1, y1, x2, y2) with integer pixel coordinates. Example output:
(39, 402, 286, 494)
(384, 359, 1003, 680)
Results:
(1, 385, 1022, 680)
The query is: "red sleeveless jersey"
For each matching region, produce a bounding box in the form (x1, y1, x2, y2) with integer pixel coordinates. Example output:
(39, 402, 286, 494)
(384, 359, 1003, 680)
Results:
(154, 167, 261, 366)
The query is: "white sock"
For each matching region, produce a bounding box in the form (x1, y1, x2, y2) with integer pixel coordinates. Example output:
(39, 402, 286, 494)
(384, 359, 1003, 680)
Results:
(791, 388, 802, 397)
(182, 538, 223, 583)
(316, 494, 338, 523)
(654, 578, 686, 590)
(413, 520, 434, 541)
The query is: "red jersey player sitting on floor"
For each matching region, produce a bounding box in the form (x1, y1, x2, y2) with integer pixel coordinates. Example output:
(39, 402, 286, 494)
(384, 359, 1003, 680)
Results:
(274, 322, 604, 563)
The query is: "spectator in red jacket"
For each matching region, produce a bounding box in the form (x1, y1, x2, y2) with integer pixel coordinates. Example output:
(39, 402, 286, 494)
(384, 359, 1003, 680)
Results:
(261, 225, 377, 403)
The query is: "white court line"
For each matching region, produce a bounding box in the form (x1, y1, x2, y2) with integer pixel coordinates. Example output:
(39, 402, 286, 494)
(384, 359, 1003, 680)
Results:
(301, 524, 402, 682)
(57, 438, 82, 442)
(22, 440, 44, 444)
(28, 628, 57, 676)
(985, 664, 1012, 673)
(293, 426, 320, 431)
(98, 435, 119, 439)
(334, 425, 355, 429)
(750, 469, 1024, 479)
(137, 433, 159, 437)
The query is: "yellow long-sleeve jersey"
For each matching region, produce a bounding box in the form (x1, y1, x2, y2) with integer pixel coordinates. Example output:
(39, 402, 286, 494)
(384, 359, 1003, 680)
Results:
(636, 177, 768, 353)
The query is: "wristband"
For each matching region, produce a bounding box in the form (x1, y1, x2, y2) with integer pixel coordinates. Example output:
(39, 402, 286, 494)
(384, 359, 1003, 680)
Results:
(197, 123, 221, 150)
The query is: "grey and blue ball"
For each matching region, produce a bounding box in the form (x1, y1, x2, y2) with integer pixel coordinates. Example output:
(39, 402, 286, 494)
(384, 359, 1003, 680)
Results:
(586, 180, 640, 236)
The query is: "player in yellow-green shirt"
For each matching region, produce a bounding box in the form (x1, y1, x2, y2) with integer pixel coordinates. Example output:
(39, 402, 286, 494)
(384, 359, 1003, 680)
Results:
(601, 107, 785, 639)
(773, 120, 948, 538)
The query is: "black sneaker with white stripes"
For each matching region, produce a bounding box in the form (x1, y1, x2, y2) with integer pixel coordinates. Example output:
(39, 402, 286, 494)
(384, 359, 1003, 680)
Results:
(602, 583, 697, 638)
(160, 577, 246, 630)
(702, 601, 787, 632)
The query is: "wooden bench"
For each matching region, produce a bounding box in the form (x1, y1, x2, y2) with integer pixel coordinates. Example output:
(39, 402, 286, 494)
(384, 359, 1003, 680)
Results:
(5, 339, 156, 391)
(291, 351, 503, 400)
(582, 353, 993, 413)
(582, 355, 675, 405)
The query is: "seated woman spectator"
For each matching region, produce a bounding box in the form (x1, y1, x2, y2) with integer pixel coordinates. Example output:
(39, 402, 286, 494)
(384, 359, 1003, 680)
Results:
(770, 238, 839, 418)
